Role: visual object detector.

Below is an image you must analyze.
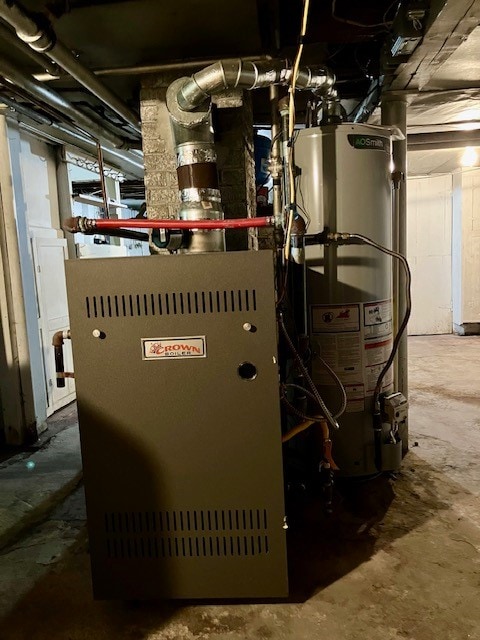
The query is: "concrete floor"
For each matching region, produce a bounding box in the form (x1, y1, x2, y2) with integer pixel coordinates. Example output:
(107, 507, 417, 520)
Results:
(1, 335, 480, 640)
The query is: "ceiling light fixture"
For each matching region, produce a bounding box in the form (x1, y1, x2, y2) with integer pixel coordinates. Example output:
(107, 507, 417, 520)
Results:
(461, 146, 478, 167)
(457, 109, 480, 131)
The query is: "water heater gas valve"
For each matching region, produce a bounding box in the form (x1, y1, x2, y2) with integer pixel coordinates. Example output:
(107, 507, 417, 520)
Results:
(382, 392, 408, 427)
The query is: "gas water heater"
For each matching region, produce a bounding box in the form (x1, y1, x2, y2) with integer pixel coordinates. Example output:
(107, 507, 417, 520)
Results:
(296, 123, 407, 476)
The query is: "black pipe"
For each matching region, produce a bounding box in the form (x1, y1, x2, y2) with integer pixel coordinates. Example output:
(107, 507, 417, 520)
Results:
(54, 345, 65, 388)
(85, 228, 150, 242)
(52, 330, 71, 388)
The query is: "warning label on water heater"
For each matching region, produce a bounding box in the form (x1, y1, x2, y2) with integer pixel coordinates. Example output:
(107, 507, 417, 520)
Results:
(310, 299, 394, 412)
(364, 300, 392, 339)
(142, 336, 206, 360)
(311, 304, 360, 333)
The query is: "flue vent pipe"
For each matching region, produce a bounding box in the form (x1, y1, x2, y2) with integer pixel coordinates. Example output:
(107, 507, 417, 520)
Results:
(166, 59, 335, 252)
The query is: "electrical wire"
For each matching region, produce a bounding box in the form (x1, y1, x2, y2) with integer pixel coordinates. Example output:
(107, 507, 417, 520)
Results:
(279, 314, 340, 431)
(383, 0, 401, 26)
(330, 232, 411, 410)
(347, 80, 381, 119)
(282, 419, 315, 443)
(284, 0, 310, 262)
(331, 0, 395, 29)
(281, 395, 322, 423)
(285, 367, 346, 419)
(312, 354, 347, 418)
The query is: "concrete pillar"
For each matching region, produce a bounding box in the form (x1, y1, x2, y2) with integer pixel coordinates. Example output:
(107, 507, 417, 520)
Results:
(381, 94, 408, 453)
(452, 168, 480, 335)
(140, 75, 256, 251)
(381, 95, 408, 396)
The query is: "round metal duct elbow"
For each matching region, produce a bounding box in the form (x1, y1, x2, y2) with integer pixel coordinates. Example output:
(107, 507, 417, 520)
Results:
(296, 66, 336, 94)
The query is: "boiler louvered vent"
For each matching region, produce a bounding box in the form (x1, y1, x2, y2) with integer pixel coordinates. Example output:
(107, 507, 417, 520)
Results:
(104, 508, 270, 559)
(85, 289, 257, 319)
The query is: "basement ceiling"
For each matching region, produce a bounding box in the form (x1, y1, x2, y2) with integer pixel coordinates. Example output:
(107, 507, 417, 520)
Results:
(0, 0, 479, 176)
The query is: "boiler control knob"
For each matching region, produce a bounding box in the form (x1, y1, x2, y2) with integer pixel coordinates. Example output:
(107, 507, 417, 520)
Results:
(92, 329, 102, 338)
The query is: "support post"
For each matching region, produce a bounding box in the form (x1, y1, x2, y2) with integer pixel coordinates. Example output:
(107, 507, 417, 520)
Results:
(381, 94, 408, 449)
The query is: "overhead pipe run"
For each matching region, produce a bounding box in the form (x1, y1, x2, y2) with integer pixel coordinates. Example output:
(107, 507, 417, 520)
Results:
(0, 22, 60, 76)
(408, 129, 480, 150)
(0, 92, 52, 125)
(1, 103, 144, 179)
(0, 53, 131, 148)
(93, 55, 274, 77)
(0, 0, 141, 135)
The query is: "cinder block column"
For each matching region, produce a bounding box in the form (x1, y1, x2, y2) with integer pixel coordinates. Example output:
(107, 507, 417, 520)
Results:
(140, 86, 178, 221)
(140, 75, 256, 250)
(215, 97, 256, 250)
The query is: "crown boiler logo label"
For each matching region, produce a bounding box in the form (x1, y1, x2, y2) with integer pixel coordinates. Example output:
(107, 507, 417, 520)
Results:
(142, 336, 206, 360)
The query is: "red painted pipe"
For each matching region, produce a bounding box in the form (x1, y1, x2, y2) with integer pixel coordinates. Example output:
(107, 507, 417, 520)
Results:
(96, 217, 273, 229)
(64, 216, 274, 233)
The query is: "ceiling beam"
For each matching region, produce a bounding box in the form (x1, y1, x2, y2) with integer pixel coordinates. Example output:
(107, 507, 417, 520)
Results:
(391, 0, 480, 91)
(408, 128, 480, 150)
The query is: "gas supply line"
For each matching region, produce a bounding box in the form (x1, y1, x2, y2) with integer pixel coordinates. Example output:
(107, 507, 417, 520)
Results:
(63, 216, 275, 234)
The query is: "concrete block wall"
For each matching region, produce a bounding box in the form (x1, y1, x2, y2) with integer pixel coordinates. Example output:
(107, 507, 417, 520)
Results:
(139, 86, 178, 221)
(214, 99, 256, 250)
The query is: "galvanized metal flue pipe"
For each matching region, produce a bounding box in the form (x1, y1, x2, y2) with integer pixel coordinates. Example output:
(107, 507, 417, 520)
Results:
(166, 59, 335, 252)
(0, 0, 141, 134)
(175, 60, 335, 112)
(0, 53, 129, 148)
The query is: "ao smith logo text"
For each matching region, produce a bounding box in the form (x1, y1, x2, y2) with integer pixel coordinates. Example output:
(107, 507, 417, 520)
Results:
(142, 336, 206, 360)
(347, 134, 388, 152)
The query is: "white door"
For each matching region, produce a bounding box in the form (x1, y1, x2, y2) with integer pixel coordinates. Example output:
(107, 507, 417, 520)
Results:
(407, 175, 453, 335)
(32, 237, 75, 415)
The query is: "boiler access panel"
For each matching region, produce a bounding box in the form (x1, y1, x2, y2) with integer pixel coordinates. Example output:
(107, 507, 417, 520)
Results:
(66, 250, 288, 599)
